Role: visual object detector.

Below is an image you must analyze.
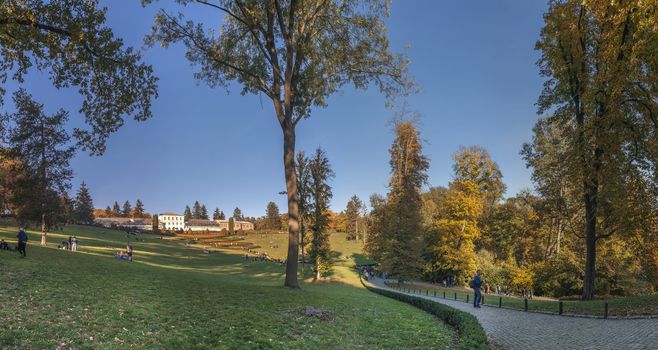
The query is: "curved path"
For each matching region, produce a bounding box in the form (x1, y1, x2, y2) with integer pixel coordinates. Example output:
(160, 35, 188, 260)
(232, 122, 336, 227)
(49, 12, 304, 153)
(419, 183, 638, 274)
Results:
(367, 278, 658, 350)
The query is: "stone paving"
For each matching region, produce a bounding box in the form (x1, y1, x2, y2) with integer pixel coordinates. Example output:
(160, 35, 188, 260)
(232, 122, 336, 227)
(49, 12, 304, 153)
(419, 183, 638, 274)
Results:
(368, 278, 658, 350)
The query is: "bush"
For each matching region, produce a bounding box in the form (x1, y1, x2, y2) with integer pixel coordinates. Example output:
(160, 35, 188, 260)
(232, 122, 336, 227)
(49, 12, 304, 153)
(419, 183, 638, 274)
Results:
(364, 284, 487, 350)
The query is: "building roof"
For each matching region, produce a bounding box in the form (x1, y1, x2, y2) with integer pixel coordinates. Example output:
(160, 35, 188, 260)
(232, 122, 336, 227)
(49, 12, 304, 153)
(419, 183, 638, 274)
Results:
(95, 217, 151, 225)
(160, 212, 182, 216)
(188, 219, 219, 227)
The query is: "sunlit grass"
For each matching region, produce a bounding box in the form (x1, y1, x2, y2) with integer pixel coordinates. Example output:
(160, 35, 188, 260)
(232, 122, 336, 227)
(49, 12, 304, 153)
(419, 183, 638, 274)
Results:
(0, 225, 454, 349)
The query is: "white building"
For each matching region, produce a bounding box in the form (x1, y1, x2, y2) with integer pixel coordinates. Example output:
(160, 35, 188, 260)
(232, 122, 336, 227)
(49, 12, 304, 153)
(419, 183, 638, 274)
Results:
(158, 213, 185, 231)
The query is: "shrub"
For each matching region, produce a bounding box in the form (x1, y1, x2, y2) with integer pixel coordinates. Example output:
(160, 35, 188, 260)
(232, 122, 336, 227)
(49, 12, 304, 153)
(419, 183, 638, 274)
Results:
(365, 284, 487, 350)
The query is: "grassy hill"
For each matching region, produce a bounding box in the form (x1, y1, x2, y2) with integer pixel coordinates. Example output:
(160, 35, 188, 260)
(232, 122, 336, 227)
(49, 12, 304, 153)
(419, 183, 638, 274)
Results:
(0, 225, 453, 349)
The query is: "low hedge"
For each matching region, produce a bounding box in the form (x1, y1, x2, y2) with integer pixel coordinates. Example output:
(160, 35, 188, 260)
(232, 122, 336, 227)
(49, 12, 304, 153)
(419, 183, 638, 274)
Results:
(365, 284, 487, 350)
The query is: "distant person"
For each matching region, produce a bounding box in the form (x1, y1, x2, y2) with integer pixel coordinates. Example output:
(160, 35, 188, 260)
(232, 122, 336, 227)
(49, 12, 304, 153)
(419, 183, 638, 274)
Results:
(470, 270, 483, 308)
(68, 236, 73, 250)
(17, 227, 28, 258)
(126, 244, 133, 262)
(0, 239, 9, 250)
(71, 236, 78, 251)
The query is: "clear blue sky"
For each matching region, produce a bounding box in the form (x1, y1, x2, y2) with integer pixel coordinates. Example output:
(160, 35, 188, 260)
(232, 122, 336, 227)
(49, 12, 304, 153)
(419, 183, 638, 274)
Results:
(10, 0, 547, 217)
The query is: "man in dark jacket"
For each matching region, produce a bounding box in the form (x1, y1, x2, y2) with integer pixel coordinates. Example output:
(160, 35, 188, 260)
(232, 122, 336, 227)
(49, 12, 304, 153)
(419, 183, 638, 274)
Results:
(17, 227, 28, 258)
(471, 270, 483, 308)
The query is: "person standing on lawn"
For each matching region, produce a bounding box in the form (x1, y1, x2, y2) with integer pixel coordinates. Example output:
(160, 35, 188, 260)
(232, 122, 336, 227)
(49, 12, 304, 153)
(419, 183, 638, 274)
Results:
(17, 228, 28, 258)
(471, 270, 483, 308)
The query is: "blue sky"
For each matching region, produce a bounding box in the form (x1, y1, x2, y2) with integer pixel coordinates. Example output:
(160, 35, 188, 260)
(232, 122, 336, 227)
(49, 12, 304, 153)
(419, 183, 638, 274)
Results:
(9, 0, 547, 217)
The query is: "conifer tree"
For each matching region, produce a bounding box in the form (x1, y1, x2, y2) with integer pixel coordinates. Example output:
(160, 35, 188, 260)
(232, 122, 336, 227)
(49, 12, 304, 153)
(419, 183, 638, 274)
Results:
(233, 207, 243, 221)
(73, 182, 94, 224)
(134, 199, 145, 218)
(192, 201, 202, 219)
(308, 147, 334, 279)
(368, 121, 428, 282)
(345, 195, 365, 240)
(6, 90, 74, 243)
(296, 151, 312, 274)
(184, 205, 192, 222)
(200, 204, 209, 220)
(112, 201, 121, 217)
(104, 205, 112, 217)
(212, 208, 221, 220)
(122, 200, 132, 218)
(218, 210, 225, 220)
(266, 202, 281, 230)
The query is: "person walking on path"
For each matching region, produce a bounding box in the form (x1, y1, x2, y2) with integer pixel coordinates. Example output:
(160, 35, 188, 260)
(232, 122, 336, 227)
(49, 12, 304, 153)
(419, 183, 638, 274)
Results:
(71, 236, 78, 251)
(17, 227, 28, 258)
(471, 270, 483, 308)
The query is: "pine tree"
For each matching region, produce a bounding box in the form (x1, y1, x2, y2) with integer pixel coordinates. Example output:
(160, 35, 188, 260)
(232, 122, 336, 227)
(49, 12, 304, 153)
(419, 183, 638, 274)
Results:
(218, 210, 225, 220)
(233, 207, 243, 221)
(200, 204, 209, 220)
(266, 202, 281, 230)
(369, 121, 428, 283)
(73, 182, 94, 224)
(192, 201, 202, 220)
(134, 199, 145, 218)
(308, 147, 334, 279)
(296, 151, 312, 274)
(112, 201, 121, 217)
(6, 90, 74, 243)
(122, 200, 131, 217)
(104, 206, 112, 217)
(212, 208, 221, 220)
(152, 214, 160, 232)
(184, 205, 192, 222)
(345, 195, 364, 240)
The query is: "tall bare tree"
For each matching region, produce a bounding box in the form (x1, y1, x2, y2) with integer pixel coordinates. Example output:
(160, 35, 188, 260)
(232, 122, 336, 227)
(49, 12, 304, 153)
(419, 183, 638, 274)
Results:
(145, 0, 411, 288)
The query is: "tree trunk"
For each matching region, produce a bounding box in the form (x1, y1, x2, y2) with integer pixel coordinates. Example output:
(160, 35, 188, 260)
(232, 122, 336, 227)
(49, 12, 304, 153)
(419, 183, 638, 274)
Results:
(582, 190, 597, 300)
(40, 212, 47, 246)
(282, 122, 300, 289)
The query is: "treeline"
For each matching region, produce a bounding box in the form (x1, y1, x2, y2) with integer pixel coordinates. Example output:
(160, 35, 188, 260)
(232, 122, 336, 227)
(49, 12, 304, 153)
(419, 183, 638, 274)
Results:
(97, 199, 150, 219)
(367, 119, 657, 299)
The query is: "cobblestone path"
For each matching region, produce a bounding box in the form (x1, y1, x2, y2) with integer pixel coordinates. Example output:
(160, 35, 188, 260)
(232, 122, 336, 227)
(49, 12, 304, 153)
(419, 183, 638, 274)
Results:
(368, 278, 658, 350)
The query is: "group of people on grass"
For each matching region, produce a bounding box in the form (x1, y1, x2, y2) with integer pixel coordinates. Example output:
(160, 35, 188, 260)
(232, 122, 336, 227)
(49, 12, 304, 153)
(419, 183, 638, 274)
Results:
(115, 244, 134, 262)
(1, 228, 29, 257)
(58, 236, 80, 251)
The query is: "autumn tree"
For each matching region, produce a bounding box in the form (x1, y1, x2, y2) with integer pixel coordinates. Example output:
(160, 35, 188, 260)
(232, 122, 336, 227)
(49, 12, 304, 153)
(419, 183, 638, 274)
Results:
(145, 0, 411, 289)
(73, 182, 94, 224)
(5, 90, 74, 243)
(0, 0, 157, 155)
(368, 121, 428, 282)
(535, 0, 658, 299)
(104, 206, 112, 217)
(308, 147, 334, 279)
(266, 201, 281, 230)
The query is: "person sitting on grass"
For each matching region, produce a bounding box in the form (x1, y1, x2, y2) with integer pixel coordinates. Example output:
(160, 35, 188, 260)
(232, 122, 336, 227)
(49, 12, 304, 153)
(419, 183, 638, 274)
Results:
(0, 239, 9, 250)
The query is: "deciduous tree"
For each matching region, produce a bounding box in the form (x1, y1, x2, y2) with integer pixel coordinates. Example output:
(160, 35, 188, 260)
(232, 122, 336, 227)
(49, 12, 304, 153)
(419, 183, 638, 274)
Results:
(145, 0, 411, 289)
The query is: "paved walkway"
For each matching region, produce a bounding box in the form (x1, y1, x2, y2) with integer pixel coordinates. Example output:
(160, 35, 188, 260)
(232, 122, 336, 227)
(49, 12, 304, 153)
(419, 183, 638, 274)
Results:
(368, 278, 658, 350)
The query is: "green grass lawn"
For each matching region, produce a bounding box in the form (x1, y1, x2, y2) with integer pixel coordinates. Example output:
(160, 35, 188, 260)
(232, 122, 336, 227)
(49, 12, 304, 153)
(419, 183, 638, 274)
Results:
(386, 281, 658, 317)
(0, 225, 454, 349)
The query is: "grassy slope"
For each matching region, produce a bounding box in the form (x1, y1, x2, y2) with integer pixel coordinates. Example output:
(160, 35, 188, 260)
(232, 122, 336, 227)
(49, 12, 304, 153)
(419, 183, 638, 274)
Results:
(0, 226, 453, 350)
